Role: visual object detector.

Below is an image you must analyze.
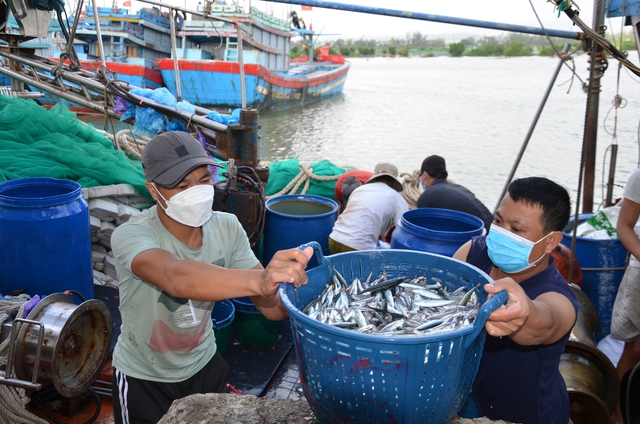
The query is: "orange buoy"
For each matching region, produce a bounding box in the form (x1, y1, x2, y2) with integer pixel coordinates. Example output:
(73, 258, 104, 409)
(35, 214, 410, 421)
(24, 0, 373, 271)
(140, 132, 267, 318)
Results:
(552, 243, 583, 287)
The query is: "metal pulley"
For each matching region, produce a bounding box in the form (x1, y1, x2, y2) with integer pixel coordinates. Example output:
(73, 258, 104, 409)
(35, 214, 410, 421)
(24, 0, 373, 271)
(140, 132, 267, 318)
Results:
(0, 293, 112, 398)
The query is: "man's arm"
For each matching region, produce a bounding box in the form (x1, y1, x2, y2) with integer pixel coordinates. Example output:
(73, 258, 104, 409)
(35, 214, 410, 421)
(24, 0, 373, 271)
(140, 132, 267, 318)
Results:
(453, 240, 575, 345)
(130, 247, 313, 320)
(483, 279, 576, 345)
(617, 198, 640, 259)
(453, 241, 472, 262)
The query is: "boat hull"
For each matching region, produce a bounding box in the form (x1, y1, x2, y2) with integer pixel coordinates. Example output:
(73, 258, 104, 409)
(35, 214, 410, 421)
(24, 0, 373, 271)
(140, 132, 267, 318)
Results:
(156, 59, 350, 111)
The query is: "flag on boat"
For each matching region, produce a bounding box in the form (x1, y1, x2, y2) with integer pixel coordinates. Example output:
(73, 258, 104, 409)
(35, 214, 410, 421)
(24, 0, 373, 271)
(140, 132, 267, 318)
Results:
(123, 0, 131, 6)
(301, 6, 312, 10)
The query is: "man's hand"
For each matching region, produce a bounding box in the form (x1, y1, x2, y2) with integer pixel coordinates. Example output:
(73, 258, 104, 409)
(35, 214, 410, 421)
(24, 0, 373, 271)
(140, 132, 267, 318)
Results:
(261, 247, 313, 297)
(484, 277, 576, 345)
(483, 278, 532, 338)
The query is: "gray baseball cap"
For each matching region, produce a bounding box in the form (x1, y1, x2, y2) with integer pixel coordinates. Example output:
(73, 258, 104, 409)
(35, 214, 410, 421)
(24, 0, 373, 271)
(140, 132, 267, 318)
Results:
(142, 131, 219, 188)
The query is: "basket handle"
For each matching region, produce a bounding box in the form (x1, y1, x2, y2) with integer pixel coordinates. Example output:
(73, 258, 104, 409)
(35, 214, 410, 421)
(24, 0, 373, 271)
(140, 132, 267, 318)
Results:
(464, 289, 509, 349)
(296, 241, 327, 271)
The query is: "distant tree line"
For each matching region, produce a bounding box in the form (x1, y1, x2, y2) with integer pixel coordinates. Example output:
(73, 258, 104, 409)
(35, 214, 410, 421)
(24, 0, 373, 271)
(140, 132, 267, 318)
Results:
(290, 29, 637, 58)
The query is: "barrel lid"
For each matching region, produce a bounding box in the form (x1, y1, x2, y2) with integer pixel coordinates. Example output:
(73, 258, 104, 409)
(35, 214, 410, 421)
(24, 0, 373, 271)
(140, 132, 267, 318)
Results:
(0, 177, 83, 208)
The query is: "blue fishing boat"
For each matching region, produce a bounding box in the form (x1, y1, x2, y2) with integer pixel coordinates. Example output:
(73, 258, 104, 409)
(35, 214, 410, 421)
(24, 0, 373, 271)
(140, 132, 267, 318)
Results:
(153, 1, 350, 110)
(70, 6, 172, 90)
(0, 0, 639, 422)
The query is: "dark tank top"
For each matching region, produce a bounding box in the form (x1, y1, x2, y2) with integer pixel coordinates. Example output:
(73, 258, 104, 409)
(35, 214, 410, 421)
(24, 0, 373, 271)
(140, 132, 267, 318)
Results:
(467, 236, 578, 424)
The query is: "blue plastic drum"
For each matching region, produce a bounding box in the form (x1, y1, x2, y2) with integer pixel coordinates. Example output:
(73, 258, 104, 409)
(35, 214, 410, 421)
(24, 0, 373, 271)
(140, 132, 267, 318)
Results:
(0, 178, 93, 300)
(391, 208, 485, 257)
(561, 213, 629, 340)
(263, 194, 338, 265)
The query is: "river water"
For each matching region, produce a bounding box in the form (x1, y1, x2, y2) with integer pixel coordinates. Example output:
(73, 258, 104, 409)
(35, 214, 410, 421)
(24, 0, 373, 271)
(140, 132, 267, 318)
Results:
(87, 53, 640, 211)
(258, 54, 640, 211)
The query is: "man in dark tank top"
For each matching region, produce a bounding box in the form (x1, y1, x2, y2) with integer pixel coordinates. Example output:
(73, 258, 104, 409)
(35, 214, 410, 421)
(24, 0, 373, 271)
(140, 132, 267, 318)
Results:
(453, 176, 578, 424)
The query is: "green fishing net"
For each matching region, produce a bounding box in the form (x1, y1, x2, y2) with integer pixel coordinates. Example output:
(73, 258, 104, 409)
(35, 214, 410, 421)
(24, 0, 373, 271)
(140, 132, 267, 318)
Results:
(0, 96, 150, 198)
(265, 158, 351, 201)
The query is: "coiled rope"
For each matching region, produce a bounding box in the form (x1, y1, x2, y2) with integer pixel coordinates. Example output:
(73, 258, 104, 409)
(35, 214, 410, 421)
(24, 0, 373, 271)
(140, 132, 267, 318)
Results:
(0, 296, 49, 424)
(400, 170, 423, 210)
(96, 128, 151, 160)
(266, 161, 341, 199)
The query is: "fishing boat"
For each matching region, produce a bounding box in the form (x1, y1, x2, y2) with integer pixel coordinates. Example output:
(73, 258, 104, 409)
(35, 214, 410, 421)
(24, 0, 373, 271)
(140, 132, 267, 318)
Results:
(69, 5, 171, 90)
(2, 0, 636, 420)
(152, 0, 350, 110)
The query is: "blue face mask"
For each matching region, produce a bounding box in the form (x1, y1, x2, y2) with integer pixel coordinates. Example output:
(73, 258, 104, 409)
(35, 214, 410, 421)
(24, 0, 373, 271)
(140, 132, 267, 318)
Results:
(486, 224, 553, 273)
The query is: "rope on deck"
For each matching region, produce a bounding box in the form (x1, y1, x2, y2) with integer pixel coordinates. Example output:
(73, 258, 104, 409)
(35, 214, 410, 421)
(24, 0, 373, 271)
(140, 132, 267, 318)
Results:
(0, 296, 49, 424)
(400, 169, 422, 210)
(96, 128, 151, 160)
(266, 161, 341, 199)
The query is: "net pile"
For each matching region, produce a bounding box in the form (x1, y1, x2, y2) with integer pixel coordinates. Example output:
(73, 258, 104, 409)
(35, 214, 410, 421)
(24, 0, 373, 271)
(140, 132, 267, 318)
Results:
(0, 96, 150, 198)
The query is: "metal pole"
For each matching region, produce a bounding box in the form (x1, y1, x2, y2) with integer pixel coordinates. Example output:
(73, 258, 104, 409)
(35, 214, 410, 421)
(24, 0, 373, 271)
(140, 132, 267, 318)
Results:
(581, 0, 607, 213)
(494, 43, 571, 212)
(264, 0, 583, 40)
(605, 144, 618, 206)
(91, 0, 108, 68)
(170, 7, 183, 102)
(236, 21, 247, 109)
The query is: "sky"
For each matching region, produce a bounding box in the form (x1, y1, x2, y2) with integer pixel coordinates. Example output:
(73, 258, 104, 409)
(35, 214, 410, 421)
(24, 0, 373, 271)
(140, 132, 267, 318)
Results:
(114, 0, 630, 40)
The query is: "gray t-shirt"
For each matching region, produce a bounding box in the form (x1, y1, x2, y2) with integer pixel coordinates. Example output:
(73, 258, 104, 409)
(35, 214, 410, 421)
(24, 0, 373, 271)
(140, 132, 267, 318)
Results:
(111, 206, 259, 382)
(624, 168, 640, 267)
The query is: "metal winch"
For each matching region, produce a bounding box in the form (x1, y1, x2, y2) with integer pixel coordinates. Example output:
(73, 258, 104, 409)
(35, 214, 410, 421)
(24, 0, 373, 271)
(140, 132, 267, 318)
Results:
(0, 293, 112, 398)
(560, 283, 620, 424)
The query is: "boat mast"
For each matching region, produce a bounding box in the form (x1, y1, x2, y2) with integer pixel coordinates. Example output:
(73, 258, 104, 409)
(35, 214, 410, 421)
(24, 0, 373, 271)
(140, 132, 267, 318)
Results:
(580, 0, 608, 213)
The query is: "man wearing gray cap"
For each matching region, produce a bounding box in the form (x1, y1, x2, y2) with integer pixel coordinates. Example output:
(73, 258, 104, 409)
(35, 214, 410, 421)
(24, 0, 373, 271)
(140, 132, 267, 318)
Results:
(329, 162, 409, 253)
(418, 155, 494, 232)
(110, 131, 313, 423)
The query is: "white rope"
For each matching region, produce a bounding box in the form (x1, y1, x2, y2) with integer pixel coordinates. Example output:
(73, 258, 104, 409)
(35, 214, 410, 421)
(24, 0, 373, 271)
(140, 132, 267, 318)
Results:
(0, 296, 49, 424)
(400, 169, 423, 210)
(95, 128, 151, 160)
(266, 162, 342, 199)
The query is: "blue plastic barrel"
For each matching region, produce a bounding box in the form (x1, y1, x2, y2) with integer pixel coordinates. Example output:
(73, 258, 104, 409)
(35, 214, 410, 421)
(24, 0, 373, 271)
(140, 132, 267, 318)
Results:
(390, 208, 485, 257)
(0, 178, 94, 300)
(263, 194, 338, 265)
(561, 213, 628, 340)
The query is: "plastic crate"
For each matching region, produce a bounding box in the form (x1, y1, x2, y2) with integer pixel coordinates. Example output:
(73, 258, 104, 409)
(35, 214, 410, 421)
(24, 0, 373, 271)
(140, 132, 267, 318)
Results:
(212, 300, 235, 355)
(279, 242, 508, 424)
(232, 297, 283, 346)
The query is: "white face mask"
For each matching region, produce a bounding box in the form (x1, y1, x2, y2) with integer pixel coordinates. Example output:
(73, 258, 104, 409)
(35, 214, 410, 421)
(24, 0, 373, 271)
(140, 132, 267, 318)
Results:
(153, 183, 214, 227)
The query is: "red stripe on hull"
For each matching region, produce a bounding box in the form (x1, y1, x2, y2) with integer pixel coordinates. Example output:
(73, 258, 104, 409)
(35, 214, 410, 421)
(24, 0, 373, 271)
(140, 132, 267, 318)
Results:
(156, 59, 351, 90)
(79, 61, 164, 85)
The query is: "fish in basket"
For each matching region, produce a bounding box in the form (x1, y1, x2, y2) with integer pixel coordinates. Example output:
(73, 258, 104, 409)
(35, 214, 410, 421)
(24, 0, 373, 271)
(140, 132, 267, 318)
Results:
(279, 241, 508, 424)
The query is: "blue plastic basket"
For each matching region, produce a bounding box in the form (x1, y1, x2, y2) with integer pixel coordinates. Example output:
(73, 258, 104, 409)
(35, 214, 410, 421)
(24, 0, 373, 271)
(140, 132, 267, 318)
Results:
(212, 300, 235, 355)
(212, 299, 235, 329)
(279, 242, 508, 424)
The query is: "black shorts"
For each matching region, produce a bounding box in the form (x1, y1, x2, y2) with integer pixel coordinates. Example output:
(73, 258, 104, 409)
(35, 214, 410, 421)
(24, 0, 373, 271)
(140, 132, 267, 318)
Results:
(112, 351, 230, 424)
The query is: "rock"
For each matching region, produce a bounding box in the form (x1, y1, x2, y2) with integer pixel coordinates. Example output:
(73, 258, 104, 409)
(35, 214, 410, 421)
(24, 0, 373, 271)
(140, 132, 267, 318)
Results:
(158, 393, 318, 424)
(158, 393, 510, 424)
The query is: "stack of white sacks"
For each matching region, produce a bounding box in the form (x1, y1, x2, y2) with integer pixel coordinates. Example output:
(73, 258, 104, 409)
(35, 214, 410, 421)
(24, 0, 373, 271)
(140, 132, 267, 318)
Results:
(84, 184, 154, 288)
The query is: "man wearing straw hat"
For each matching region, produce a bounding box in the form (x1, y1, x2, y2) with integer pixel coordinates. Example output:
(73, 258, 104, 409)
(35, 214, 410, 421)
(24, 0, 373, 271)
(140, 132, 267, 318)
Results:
(454, 177, 578, 424)
(110, 131, 313, 424)
(328, 162, 409, 254)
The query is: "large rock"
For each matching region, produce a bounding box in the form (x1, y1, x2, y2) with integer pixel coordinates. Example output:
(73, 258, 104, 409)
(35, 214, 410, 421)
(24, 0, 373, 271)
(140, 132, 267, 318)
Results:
(158, 393, 511, 424)
(158, 393, 317, 424)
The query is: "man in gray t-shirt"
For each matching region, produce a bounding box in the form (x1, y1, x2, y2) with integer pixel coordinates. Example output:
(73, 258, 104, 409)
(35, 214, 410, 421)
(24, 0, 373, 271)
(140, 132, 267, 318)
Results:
(110, 132, 312, 424)
(611, 168, 640, 424)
